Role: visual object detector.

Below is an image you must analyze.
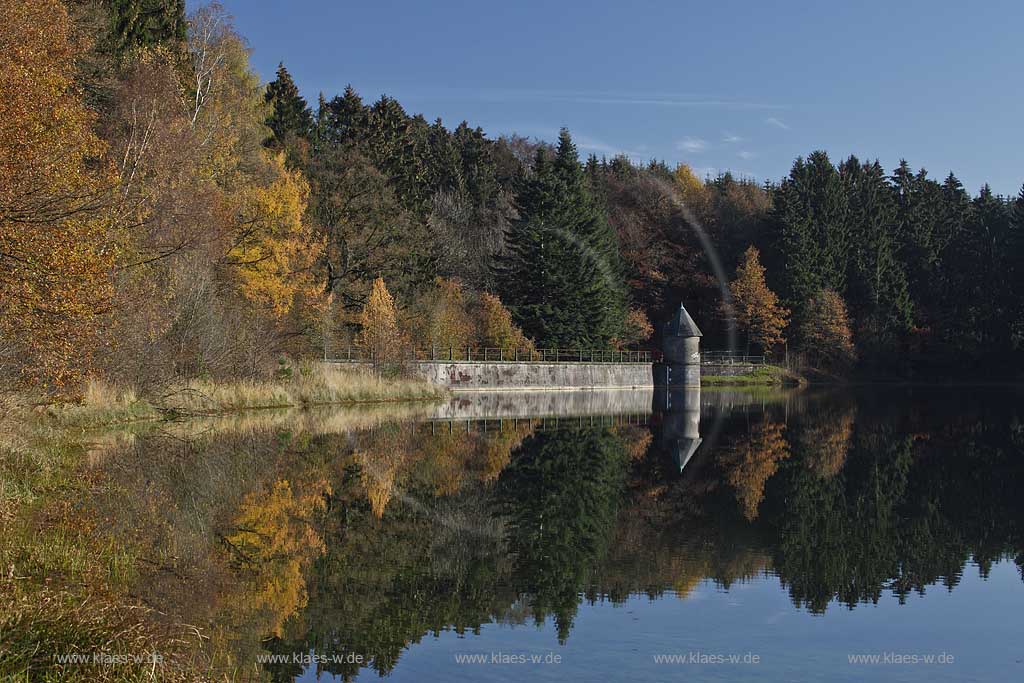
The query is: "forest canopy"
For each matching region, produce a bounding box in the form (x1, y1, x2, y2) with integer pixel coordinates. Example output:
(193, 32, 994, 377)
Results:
(2, 0, 1022, 394)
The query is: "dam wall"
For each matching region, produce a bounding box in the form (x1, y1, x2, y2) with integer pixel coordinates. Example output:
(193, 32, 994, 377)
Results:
(413, 360, 653, 390)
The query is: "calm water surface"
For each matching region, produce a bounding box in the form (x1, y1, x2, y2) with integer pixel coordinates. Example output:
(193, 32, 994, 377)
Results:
(94, 386, 1024, 681)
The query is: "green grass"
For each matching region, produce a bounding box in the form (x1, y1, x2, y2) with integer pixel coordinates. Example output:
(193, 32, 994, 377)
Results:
(701, 364, 804, 387)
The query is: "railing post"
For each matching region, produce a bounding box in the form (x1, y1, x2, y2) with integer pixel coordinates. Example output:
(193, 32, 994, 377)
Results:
(449, 347, 453, 361)
(499, 348, 503, 361)
(579, 348, 583, 362)
(514, 347, 518, 362)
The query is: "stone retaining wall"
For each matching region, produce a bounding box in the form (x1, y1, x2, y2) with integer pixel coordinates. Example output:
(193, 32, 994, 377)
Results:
(413, 361, 653, 390)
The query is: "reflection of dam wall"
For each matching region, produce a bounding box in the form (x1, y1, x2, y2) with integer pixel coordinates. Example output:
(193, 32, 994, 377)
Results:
(428, 388, 656, 420)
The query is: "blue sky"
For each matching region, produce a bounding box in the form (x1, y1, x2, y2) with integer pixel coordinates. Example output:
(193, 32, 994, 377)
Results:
(202, 0, 1023, 196)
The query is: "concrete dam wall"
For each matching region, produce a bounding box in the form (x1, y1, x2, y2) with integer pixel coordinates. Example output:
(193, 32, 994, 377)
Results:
(412, 360, 653, 390)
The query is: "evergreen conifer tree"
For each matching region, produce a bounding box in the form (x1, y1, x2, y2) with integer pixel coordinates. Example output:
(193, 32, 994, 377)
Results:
(841, 157, 912, 355)
(496, 130, 627, 347)
(772, 152, 850, 317)
(264, 63, 313, 144)
(110, 0, 186, 56)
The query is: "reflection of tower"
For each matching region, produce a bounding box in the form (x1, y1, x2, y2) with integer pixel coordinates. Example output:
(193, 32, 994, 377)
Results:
(653, 385, 702, 473)
(653, 303, 703, 471)
(657, 303, 702, 388)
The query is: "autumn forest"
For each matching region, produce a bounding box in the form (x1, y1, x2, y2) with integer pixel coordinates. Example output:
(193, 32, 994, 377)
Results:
(3, 0, 1024, 398)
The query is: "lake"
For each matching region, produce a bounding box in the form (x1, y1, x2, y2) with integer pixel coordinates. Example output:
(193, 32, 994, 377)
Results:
(83, 385, 1024, 681)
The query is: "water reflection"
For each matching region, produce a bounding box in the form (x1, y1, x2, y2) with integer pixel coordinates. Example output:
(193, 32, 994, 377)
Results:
(82, 386, 1024, 680)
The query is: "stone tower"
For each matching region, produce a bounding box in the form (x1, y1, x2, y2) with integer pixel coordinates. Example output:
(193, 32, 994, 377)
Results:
(659, 303, 702, 387)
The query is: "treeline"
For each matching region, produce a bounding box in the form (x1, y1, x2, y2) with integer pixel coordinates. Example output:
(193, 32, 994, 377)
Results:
(2, 0, 1022, 394)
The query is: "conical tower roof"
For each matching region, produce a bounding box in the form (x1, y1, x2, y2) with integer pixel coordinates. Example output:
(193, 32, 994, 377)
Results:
(665, 303, 703, 337)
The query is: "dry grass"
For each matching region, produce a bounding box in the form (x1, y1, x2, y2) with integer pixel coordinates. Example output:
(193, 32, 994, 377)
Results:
(43, 380, 160, 429)
(159, 363, 445, 415)
(0, 585, 202, 682)
(0, 365, 445, 681)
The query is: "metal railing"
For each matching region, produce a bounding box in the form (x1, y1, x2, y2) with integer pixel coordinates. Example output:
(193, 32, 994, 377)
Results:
(420, 413, 651, 434)
(701, 351, 766, 365)
(328, 347, 659, 363)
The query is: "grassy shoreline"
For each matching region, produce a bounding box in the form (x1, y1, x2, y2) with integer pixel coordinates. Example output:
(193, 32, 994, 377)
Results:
(0, 366, 446, 681)
(700, 364, 805, 387)
(38, 364, 446, 429)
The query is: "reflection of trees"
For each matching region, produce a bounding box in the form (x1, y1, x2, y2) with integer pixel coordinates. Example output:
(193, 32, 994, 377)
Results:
(794, 400, 856, 478)
(222, 477, 330, 636)
(80, 392, 1024, 681)
(717, 418, 790, 520)
(496, 428, 630, 642)
(764, 426, 914, 611)
(760, 395, 1024, 612)
(266, 420, 542, 680)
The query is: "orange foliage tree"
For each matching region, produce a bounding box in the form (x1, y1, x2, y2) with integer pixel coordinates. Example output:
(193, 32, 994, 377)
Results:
(0, 0, 121, 390)
(358, 277, 404, 364)
(799, 289, 857, 371)
(476, 291, 535, 354)
(728, 246, 790, 355)
(616, 307, 654, 348)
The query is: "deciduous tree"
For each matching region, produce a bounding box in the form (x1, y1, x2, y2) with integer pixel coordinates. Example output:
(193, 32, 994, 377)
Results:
(728, 246, 789, 354)
(358, 277, 403, 365)
(0, 0, 121, 390)
(798, 289, 856, 371)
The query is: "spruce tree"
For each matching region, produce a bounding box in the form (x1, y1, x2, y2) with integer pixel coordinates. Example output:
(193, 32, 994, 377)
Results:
(264, 63, 313, 144)
(496, 130, 627, 348)
(320, 85, 369, 146)
(841, 157, 912, 356)
(1009, 186, 1024, 350)
(110, 0, 186, 56)
(771, 151, 850, 318)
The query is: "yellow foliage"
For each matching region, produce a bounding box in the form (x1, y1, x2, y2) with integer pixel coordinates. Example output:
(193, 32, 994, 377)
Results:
(729, 246, 790, 353)
(358, 277, 404, 362)
(228, 155, 323, 317)
(425, 278, 476, 353)
(477, 292, 535, 353)
(224, 478, 329, 636)
(0, 0, 120, 391)
(673, 163, 709, 210)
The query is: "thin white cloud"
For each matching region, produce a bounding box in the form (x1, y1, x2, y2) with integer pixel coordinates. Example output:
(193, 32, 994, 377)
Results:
(496, 124, 647, 161)
(722, 133, 743, 144)
(399, 87, 788, 111)
(765, 117, 790, 130)
(677, 137, 709, 153)
(573, 134, 648, 161)
(737, 150, 755, 160)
